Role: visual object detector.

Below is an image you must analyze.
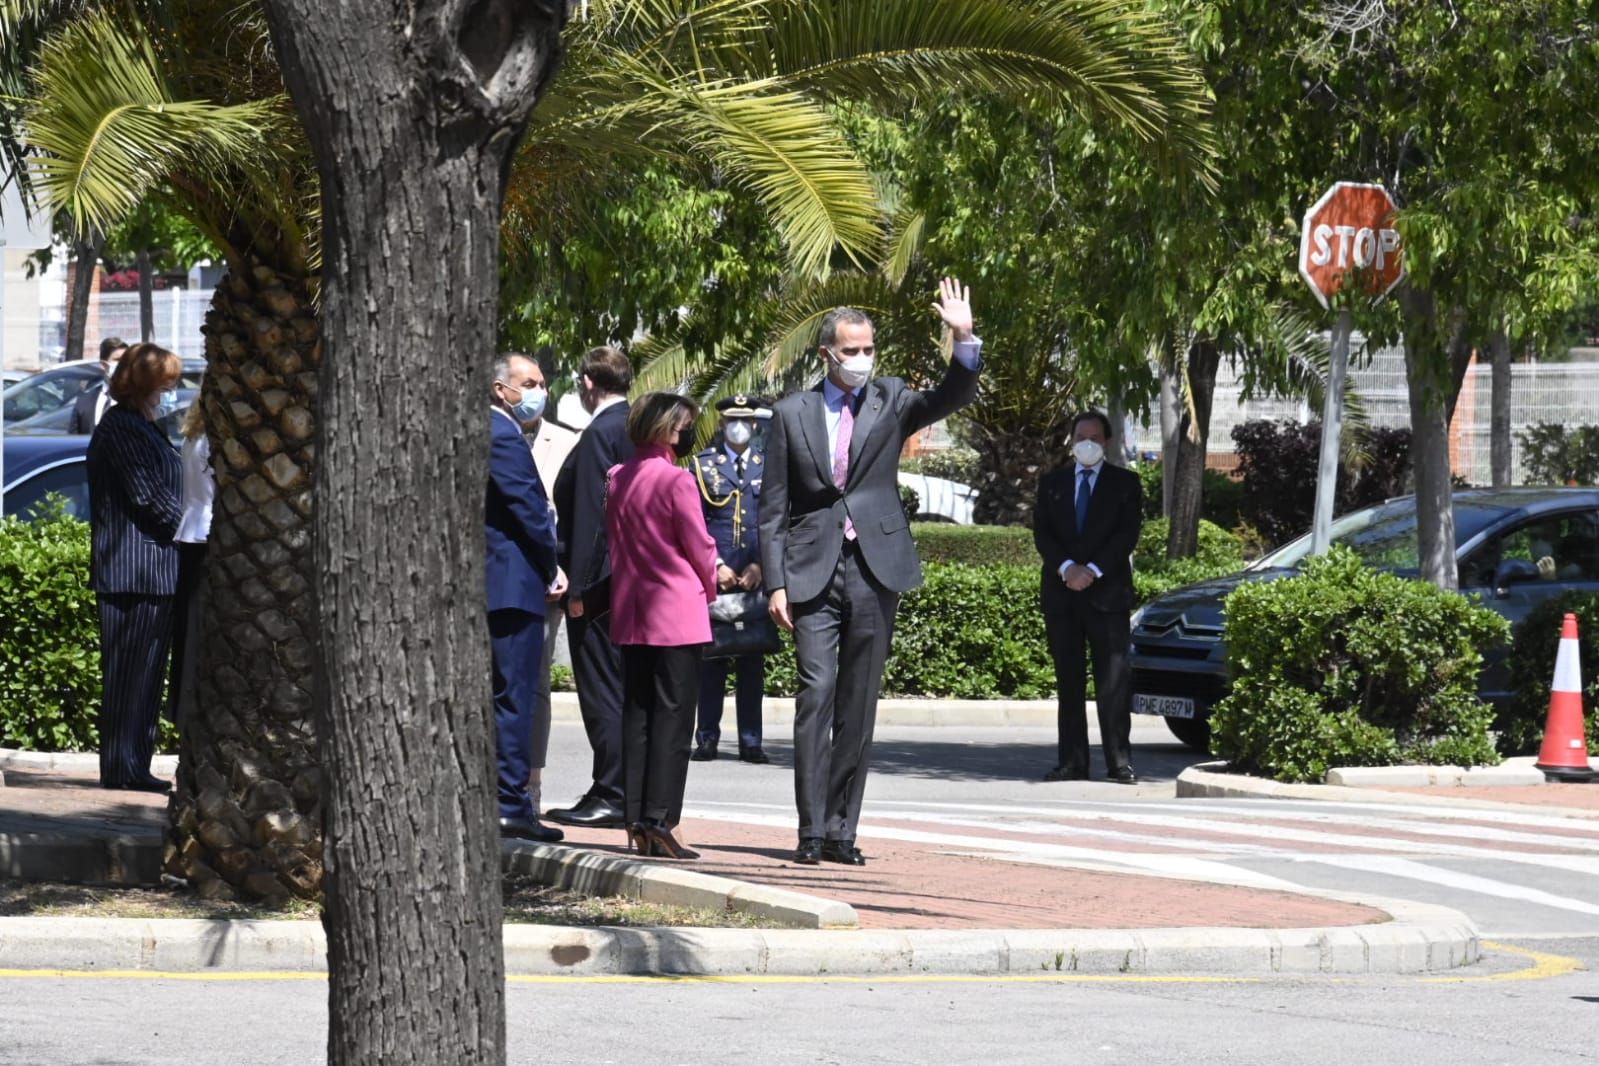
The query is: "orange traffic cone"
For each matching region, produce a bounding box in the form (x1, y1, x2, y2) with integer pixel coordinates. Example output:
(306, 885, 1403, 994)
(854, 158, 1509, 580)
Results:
(1536, 613, 1597, 782)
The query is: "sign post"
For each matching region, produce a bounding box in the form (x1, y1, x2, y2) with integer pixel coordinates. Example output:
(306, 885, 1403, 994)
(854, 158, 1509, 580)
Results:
(1298, 181, 1406, 555)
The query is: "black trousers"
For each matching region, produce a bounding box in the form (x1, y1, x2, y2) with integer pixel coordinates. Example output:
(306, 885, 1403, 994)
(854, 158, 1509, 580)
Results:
(696, 653, 766, 749)
(790, 542, 898, 843)
(489, 608, 545, 821)
(568, 579, 624, 805)
(621, 643, 703, 826)
(167, 542, 208, 725)
(97, 593, 176, 786)
(1044, 599, 1133, 774)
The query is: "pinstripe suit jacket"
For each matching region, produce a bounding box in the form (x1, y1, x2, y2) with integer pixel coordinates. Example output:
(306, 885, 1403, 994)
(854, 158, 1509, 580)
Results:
(86, 405, 182, 595)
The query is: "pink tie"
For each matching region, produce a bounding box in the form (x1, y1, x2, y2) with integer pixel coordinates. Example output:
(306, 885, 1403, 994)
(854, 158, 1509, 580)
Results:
(834, 395, 856, 541)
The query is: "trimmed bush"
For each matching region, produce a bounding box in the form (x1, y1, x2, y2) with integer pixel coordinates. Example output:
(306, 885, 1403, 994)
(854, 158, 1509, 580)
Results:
(764, 560, 1053, 698)
(1210, 548, 1507, 783)
(1518, 423, 1599, 486)
(1133, 517, 1245, 605)
(909, 524, 1038, 567)
(1497, 592, 1599, 755)
(1232, 420, 1412, 548)
(901, 446, 979, 485)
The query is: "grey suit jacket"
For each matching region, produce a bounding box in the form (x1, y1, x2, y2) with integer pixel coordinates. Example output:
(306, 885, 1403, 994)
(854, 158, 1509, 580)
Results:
(759, 360, 979, 602)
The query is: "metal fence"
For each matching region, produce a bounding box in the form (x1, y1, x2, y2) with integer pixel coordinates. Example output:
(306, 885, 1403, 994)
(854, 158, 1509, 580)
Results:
(32, 288, 215, 365)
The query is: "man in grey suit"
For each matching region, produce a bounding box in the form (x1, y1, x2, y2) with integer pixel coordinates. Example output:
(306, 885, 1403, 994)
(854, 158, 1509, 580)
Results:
(760, 278, 981, 866)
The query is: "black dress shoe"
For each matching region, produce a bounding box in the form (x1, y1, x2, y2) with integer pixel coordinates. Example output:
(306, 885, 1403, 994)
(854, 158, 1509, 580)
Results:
(1043, 766, 1089, 782)
(1107, 767, 1138, 785)
(738, 746, 770, 764)
(104, 775, 171, 793)
(690, 740, 718, 762)
(821, 840, 865, 866)
(499, 815, 564, 843)
(544, 795, 626, 828)
(793, 837, 824, 865)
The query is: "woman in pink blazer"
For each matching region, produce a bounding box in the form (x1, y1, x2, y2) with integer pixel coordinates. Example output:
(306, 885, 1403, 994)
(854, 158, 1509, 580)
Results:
(606, 392, 718, 858)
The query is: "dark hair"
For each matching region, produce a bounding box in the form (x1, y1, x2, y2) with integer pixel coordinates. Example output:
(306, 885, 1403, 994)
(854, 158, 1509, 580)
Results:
(626, 391, 698, 448)
(580, 345, 633, 397)
(817, 307, 873, 349)
(108, 342, 181, 406)
(1071, 410, 1115, 439)
(98, 336, 128, 363)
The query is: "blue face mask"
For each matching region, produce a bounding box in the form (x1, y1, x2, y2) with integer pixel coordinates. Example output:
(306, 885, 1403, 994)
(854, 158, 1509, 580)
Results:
(508, 385, 547, 423)
(154, 389, 179, 418)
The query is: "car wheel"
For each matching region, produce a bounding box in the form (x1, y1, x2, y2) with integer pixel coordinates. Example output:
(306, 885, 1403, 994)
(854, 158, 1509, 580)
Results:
(1164, 712, 1211, 752)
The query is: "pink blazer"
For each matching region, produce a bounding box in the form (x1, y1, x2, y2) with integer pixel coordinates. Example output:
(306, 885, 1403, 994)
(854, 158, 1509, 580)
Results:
(605, 443, 717, 646)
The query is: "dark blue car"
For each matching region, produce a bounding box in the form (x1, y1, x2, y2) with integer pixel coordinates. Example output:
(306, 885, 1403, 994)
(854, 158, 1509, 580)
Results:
(1, 435, 92, 520)
(1130, 488, 1599, 750)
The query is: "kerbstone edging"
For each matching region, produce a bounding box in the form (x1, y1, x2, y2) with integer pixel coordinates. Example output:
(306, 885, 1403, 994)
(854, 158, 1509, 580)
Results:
(0, 750, 180, 775)
(1326, 756, 1548, 788)
(500, 840, 857, 930)
(0, 894, 1479, 976)
(1177, 761, 1599, 818)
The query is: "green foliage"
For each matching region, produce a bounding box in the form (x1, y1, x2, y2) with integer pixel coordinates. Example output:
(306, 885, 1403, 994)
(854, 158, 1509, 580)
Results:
(1232, 420, 1413, 548)
(1518, 423, 1599, 487)
(901, 446, 979, 485)
(550, 663, 575, 694)
(898, 483, 921, 520)
(1498, 593, 1599, 756)
(1210, 548, 1508, 783)
(1132, 517, 1244, 604)
(909, 525, 1038, 568)
(1136, 463, 1244, 531)
(764, 561, 1052, 698)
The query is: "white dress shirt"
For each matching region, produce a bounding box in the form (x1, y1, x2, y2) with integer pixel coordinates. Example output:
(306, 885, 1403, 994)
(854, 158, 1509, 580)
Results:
(1059, 459, 1106, 580)
(175, 434, 215, 544)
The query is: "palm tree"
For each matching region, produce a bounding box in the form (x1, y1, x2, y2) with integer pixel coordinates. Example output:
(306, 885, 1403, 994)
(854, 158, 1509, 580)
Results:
(6, 0, 1214, 899)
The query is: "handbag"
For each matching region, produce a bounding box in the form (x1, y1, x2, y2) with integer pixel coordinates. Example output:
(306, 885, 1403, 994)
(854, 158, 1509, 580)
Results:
(707, 589, 782, 659)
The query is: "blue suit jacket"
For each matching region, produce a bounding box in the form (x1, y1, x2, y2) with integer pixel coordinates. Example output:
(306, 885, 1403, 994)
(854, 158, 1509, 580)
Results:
(86, 405, 182, 595)
(486, 409, 559, 616)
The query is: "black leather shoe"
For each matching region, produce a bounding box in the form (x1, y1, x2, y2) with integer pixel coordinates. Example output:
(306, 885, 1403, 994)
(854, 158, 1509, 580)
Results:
(822, 839, 865, 866)
(1108, 767, 1138, 785)
(499, 815, 564, 843)
(1043, 766, 1089, 782)
(690, 740, 718, 762)
(738, 746, 770, 764)
(544, 795, 626, 828)
(104, 774, 171, 793)
(793, 837, 824, 865)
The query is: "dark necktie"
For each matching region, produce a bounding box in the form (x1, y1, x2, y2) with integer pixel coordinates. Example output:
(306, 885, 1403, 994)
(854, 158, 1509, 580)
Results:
(735, 454, 745, 481)
(1075, 468, 1092, 533)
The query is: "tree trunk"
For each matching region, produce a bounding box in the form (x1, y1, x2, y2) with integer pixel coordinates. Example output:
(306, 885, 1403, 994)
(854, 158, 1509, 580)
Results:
(258, 3, 567, 1063)
(64, 229, 104, 362)
(1489, 326, 1511, 488)
(163, 259, 323, 902)
(136, 247, 155, 342)
(1106, 395, 1128, 467)
(1157, 336, 1181, 519)
(1399, 286, 1459, 590)
(972, 420, 1054, 526)
(1166, 336, 1220, 559)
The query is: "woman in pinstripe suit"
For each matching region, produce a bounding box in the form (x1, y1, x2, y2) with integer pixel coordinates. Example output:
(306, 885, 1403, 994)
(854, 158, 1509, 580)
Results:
(86, 343, 184, 792)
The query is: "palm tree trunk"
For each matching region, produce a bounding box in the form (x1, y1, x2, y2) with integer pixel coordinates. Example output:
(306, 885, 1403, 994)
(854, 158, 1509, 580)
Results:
(64, 228, 104, 362)
(972, 420, 1061, 526)
(163, 258, 323, 901)
(1166, 337, 1220, 559)
(136, 247, 154, 342)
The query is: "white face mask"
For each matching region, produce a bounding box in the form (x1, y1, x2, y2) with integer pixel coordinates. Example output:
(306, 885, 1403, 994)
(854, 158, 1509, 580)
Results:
(828, 349, 875, 390)
(1072, 439, 1105, 468)
(724, 420, 753, 447)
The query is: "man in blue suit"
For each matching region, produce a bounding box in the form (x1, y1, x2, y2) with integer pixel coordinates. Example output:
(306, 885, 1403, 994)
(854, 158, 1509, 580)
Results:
(487, 353, 564, 842)
(692, 395, 770, 764)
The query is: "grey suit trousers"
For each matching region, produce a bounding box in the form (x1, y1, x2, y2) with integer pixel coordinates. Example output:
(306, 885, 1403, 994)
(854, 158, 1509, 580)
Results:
(791, 542, 899, 842)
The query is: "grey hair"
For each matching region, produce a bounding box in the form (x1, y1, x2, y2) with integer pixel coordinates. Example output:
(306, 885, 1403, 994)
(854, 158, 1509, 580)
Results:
(817, 307, 873, 349)
(493, 352, 530, 385)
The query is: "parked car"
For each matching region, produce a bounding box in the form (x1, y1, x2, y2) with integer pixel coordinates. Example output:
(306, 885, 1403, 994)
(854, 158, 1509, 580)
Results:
(4, 358, 205, 434)
(897, 472, 977, 524)
(2, 369, 30, 388)
(1130, 488, 1599, 750)
(1, 435, 91, 520)
(2, 361, 103, 425)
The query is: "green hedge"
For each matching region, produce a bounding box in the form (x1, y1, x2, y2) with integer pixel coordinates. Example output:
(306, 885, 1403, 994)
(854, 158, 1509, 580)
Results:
(1133, 517, 1245, 604)
(909, 524, 1039, 567)
(1136, 463, 1244, 531)
(1210, 548, 1507, 783)
(1498, 592, 1599, 755)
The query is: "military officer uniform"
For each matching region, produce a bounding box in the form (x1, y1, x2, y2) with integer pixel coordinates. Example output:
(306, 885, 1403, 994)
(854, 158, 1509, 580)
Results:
(693, 395, 770, 763)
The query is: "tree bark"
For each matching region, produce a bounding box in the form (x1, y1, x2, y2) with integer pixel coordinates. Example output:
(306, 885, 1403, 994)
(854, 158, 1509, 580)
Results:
(1166, 336, 1220, 559)
(64, 228, 104, 362)
(972, 421, 1053, 526)
(258, 2, 567, 1063)
(136, 247, 155, 342)
(1489, 325, 1511, 488)
(1157, 336, 1181, 519)
(1105, 395, 1128, 467)
(1398, 285, 1459, 590)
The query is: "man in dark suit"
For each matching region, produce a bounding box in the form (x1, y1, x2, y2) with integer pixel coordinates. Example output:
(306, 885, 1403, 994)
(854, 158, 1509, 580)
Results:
(487, 353, 564, 842)
(545, 346, 634, 829)
(693, 394, 770, 764)
(761, 278, 981, 866)
(67, 336, 128, 435)
(1033, 411, 1143, 785)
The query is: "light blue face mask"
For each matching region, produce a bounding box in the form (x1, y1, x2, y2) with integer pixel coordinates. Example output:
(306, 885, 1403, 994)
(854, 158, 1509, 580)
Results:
(154, 389, 179, 418)
(509, 385, 547, 423)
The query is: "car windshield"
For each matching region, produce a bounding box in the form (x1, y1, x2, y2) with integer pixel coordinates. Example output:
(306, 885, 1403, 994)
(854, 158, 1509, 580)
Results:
(1255, 499, 1510, 572)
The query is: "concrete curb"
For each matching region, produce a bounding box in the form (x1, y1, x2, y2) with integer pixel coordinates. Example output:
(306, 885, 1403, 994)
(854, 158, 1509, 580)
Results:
(1177, 761, 1599, 819)
(0, 750, 180, 775)
(1325, 756, 1549, 788)
(0, 895, 1477, 977)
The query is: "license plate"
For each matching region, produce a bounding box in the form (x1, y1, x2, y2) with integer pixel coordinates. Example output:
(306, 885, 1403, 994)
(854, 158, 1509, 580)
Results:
(1134, 694, 1195, 719)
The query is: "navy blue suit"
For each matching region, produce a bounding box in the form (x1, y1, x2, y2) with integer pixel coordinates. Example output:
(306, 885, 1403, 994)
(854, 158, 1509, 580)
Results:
(486, 409, 559, 821)
(86, 405, 182, 786)
(694, 443, 767, 751)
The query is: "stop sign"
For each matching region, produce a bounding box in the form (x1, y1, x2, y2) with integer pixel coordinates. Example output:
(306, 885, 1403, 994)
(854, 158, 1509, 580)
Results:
(1298, 182, 1406, 309)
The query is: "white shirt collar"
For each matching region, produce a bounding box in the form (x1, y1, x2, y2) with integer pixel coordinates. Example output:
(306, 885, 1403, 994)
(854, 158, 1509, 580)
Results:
(591, 394, 626, 417)
(1076, 460, 1104, 479)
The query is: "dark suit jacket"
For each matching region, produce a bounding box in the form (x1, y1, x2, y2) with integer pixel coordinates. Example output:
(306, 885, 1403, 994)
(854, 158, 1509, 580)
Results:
(67, 387, 101, 435)
(553, 400, 634, 601)
(86, 405, 182, 595)
(760, 361, 979, 602)
(486, 409, 559, 617)
(1033, 462, 1142, 615)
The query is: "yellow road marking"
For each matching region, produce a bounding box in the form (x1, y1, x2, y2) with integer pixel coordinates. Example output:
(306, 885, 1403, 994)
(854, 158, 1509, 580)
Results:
(1422, 940, 1585, 984)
